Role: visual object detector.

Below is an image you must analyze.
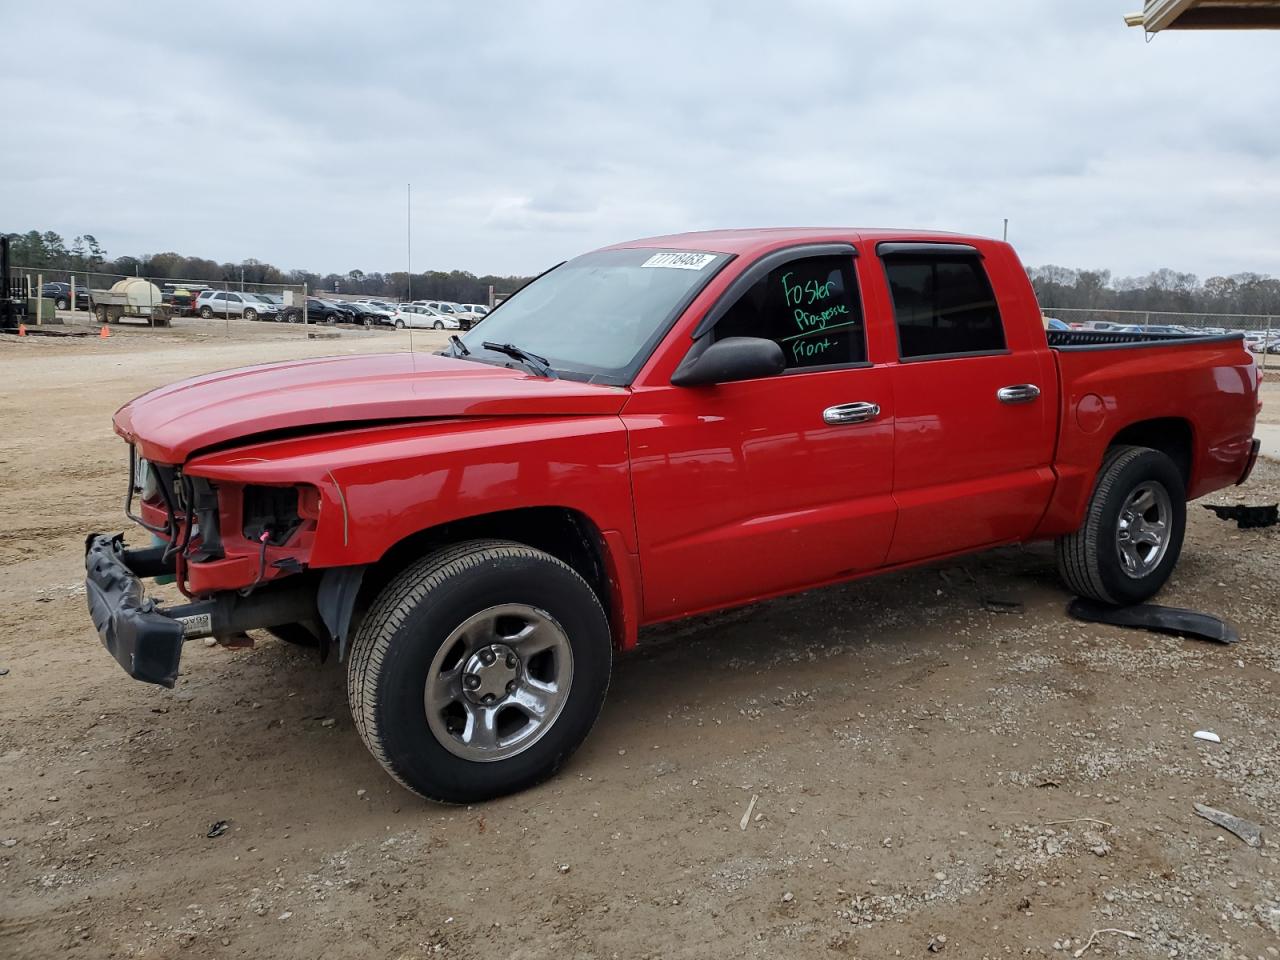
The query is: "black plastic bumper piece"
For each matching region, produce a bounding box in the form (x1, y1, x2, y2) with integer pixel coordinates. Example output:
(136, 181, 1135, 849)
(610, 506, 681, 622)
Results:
(85, 532, 326, 687)
(85, 533, 185, 687)
(1067, 597, 1240, 645)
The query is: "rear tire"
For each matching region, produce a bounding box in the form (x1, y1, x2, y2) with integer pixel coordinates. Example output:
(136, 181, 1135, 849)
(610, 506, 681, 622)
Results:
(1056, 445, 1186, 606)
(395, 319, 405, 329)
(55, 297, 69, 310)
(200, 306, 214, 319)
(347, 540, 612, 803)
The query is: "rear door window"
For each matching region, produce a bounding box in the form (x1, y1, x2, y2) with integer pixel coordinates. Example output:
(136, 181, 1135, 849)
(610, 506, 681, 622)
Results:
(713, 254, 866, 370)
(882, 254, 1006, 359)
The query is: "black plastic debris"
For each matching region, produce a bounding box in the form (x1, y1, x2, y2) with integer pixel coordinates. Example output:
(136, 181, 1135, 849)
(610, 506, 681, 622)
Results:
(1202, 503, 1278, 529)
(206, 820, 230, 839)
(1067, 598, 1239, 645)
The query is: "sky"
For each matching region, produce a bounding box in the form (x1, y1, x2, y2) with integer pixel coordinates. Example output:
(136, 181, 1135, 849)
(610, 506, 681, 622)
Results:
(3, 1, 1279, 280)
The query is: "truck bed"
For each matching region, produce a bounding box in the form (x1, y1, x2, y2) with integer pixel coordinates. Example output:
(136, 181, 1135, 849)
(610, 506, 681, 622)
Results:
(1032, 328, 1259, 540)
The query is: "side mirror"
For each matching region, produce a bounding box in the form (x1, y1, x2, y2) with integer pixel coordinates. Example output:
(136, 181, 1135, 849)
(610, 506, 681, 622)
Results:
(671, 337, 786, 387)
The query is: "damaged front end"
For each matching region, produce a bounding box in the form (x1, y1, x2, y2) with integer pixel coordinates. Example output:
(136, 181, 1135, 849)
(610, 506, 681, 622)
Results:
(85, 446, 359, 687)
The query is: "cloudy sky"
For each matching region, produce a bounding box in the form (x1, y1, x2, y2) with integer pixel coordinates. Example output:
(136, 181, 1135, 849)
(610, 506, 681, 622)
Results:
(4, 1, 1279, 279)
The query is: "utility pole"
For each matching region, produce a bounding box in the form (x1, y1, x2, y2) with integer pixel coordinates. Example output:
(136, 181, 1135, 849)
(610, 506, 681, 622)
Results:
(407, 183, 412, 302)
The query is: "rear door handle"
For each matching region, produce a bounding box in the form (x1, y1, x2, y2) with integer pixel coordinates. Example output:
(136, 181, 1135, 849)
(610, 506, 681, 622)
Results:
(823, 401, 880, 425)
(996, 384, 1041, 404)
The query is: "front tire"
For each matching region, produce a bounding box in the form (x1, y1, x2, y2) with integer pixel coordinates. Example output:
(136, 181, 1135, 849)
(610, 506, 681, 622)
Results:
(1056, 445, 1186, 606)
(244, 308, 258, 321)
(55, 297, 69, 310)
(433, 320, 444, 330)
(347, 540, 612, 803)
(395, 319, 405, 329)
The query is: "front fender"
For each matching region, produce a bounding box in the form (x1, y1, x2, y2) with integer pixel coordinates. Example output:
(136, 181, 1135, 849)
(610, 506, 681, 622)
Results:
(183, 416, 636, 567)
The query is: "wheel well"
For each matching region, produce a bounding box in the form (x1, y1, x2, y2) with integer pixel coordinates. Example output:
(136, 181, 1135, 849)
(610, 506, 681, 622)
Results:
(358, 507, 614, 635)
(1109, 418, 1193, 488)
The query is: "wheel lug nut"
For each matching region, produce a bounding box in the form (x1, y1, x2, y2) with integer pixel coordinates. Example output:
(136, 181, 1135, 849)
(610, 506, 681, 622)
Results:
(464, 675, 480, 689)
(506, 656, 517, 668)
(506, 681, 516, 693)
(483, 693, 495, 704)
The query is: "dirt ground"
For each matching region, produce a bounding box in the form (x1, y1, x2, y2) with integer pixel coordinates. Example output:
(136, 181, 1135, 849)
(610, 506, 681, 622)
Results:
(2, 327, 1279, 960)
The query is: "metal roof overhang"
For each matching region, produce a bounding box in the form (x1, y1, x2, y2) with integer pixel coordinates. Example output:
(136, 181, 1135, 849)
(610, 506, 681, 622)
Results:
(1126, 0, 1280, 29)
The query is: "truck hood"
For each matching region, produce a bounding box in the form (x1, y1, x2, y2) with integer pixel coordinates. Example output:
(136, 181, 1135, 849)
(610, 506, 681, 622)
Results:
(115, 352, 630, 463)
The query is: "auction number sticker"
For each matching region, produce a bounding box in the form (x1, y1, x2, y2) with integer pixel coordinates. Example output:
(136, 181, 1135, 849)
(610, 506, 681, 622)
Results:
(641, 252, 717, 270)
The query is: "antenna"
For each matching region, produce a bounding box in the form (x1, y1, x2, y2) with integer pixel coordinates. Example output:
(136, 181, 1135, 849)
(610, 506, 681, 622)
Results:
(407, 182, 414, 359)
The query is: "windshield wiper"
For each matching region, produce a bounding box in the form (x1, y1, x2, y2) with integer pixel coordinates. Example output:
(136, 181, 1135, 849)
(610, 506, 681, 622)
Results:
(481, 341, 556, 379)
(448, 334, 470, 357)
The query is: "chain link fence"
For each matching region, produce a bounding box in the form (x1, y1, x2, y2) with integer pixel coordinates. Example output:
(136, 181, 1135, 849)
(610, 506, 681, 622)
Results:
(11, 266, 310, 334)
(1042, 306, 1276, 369)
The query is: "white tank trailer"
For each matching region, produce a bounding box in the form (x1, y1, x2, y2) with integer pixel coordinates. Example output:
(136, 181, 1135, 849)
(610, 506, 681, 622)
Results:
(91, 279, 172, 327)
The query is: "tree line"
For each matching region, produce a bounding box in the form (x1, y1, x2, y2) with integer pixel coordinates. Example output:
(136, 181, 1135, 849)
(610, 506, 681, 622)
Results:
(3, 230, 532, 304)
(1028, 265, 1280, 318)
(8, 228, 1280, 317)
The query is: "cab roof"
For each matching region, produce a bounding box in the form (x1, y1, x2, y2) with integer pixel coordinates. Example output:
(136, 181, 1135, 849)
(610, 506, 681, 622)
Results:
(606, 227, 991, 258)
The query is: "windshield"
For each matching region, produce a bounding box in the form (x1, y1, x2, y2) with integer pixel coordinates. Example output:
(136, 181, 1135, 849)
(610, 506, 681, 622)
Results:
(458, 248, 729, 383)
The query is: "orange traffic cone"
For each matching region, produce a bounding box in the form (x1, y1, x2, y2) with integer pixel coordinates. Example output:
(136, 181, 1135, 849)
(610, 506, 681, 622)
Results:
(99, 324, 110, 339)
(17, 323, 26, 336)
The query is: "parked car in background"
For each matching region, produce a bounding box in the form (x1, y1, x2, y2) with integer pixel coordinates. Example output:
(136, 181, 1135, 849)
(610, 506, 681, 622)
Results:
(419, 300, 480, 329)
(345, 301, 395, 327)
(194, 289, 278, 321)
(41, 280, 91, 310)
(458, 303, 491, 319)
(1043, 317, 1069, 331)
(251, 293, 298, 322)
(392, 304, 458, 330)
(1246, 334, 1280, 354)
(357, 299, 399, 314)
(307, 298, 357, 324)
(246, 293, 286, 321)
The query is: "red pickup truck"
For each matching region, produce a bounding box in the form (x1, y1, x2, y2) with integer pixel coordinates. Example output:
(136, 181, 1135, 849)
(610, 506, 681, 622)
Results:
(86, 228, 1262, 802)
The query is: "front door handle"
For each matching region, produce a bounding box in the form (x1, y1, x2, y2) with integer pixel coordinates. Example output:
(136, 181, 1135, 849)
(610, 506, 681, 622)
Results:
(823, 401, 881, 425)
(996, 384, 1041, 404)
